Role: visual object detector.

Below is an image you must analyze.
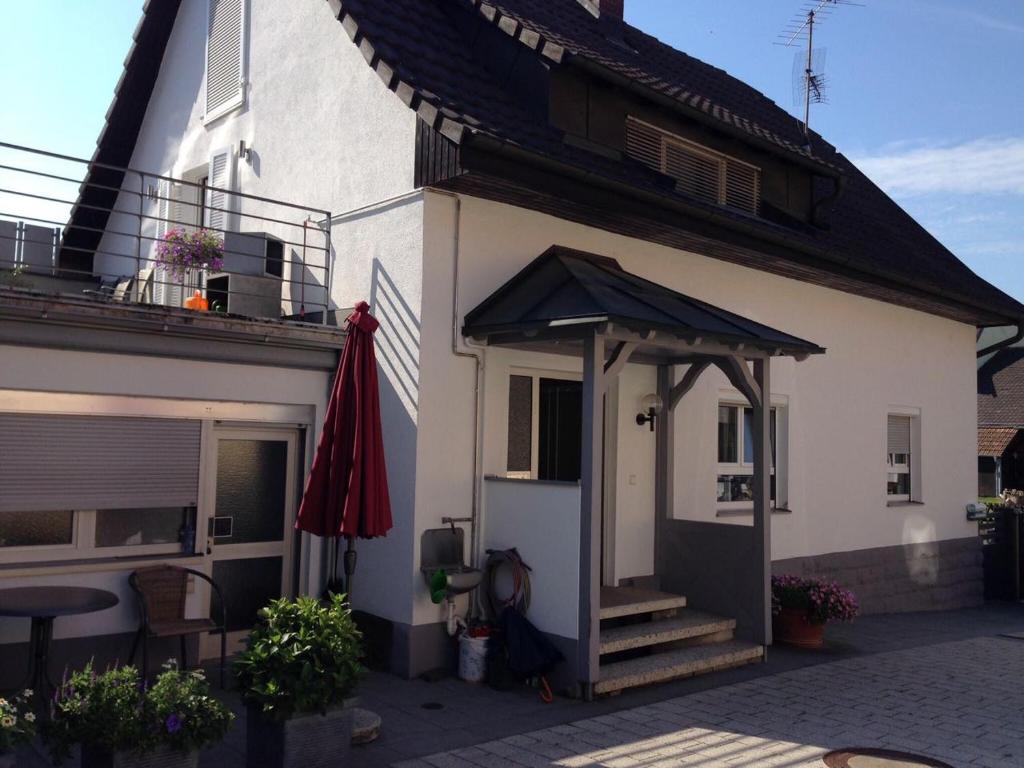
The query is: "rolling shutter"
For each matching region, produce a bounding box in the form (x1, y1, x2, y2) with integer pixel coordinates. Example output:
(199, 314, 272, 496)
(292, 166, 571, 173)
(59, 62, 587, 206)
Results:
(205, 0, 246, 119)
(887, 415, 912, 455)
(0, 414, 201, 512)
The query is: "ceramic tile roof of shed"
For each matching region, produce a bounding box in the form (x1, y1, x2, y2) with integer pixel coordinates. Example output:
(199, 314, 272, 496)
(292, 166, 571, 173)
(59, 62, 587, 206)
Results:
(979, 349, 1024, 427)
(978, 427, 1018, 457)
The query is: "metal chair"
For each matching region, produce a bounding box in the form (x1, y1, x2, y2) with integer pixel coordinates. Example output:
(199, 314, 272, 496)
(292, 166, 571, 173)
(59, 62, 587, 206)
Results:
(128, 565, 227, 687)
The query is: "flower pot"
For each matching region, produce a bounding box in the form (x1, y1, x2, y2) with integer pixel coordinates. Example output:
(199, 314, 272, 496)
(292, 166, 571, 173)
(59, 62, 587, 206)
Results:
(246, 705, 353, 768)
(81, 745, 198, 768)
(773, 607, 826, 649)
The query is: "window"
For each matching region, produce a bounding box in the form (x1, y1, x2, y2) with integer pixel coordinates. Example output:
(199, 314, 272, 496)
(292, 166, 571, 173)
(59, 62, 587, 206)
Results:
(887, 414, 913, 501)
(716, 403, 779, 505)
(506, 373, 583, 482)
(625, 117, 761, 215)
(0, 507, 197, 563)
(205, 0, 247, 121)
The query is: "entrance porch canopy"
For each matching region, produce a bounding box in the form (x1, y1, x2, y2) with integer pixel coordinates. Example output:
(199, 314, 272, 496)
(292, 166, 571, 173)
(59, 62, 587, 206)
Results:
(463, 246, 824, 696)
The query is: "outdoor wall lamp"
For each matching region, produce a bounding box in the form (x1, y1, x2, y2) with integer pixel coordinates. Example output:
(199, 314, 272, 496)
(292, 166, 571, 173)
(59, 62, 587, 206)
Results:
(636, 393, 663, 432)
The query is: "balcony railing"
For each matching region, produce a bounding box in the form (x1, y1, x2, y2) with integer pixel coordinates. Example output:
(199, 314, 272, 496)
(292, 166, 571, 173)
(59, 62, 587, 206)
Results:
(0, 141, 333, 324)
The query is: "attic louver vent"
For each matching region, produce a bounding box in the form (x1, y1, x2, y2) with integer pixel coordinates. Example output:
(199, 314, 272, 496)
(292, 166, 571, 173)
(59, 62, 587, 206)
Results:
(205, 0, 245, 120)
(626, 117, 761, 215)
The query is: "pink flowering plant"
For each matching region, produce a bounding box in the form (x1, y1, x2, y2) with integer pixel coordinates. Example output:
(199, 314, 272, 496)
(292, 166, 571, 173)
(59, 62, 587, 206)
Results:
(0, 689, 36, 753)
(155, 228, 224, 280)
(771, 574, 859, 625)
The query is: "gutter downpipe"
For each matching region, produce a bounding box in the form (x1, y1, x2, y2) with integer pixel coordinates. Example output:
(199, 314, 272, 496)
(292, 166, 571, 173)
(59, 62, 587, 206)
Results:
(977, 323, 1024, 359)
(430, 188, 486, 617)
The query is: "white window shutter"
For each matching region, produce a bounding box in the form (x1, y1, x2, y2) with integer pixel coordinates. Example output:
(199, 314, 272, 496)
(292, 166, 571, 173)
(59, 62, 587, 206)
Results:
(153, 181, 185, 308)
(153, 180, 171, 305)
(205, 147, 236, 234)
(205, 0, 246, 119)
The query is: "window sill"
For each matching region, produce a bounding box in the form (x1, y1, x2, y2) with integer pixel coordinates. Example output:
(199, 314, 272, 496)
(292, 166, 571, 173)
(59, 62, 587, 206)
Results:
(887, 500, 925, 508)
(716, 507, 793, 518)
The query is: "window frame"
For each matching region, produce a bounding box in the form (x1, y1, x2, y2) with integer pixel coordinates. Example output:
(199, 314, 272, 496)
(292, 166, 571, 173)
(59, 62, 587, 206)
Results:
(716, 396, 787, 511)
(505, 368, 582, 481)
(0, 508, 196, 565)
(886, 409, 921, 504)
(202, 0, 249, 125)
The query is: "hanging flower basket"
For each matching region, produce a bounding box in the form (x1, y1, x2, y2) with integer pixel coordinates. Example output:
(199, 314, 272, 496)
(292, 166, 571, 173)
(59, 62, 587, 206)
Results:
(155, 228, 224, 281)
(771, 575, 859, 649)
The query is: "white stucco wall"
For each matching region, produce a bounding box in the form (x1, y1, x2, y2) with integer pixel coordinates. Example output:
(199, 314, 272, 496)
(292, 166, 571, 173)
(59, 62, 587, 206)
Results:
(419, 193, 978, 590)
(0, 343, 330, 644)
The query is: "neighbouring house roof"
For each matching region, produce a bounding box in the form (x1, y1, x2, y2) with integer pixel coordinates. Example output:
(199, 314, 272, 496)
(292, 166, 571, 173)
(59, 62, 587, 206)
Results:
(978, 427, 1019, 458)
(979, 348, 1024, 428)
(463, 245, 824, 359)
(69, 0, 1024, 328)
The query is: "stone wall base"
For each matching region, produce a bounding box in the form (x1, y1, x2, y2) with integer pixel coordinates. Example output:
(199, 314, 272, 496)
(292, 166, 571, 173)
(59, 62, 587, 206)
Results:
(772, 536, 984, 614)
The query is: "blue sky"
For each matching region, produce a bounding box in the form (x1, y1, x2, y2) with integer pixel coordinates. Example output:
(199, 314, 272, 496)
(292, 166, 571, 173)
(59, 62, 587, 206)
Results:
(2, 0, 1022, 301)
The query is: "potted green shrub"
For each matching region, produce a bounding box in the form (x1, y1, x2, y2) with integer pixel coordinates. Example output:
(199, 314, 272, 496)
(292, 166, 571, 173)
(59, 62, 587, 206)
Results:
(48, 662, 232, 768)
(0, 689, 36, 768)
(771, 575, 860, 648)
(234, 594, 363, 768)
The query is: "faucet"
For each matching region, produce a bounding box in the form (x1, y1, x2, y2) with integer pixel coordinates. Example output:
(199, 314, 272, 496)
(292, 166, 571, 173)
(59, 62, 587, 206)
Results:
(441, 516, 471, 533)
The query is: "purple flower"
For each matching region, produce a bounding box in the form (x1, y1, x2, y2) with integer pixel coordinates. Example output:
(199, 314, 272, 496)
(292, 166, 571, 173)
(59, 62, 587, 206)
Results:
(166, 714, 183, 734)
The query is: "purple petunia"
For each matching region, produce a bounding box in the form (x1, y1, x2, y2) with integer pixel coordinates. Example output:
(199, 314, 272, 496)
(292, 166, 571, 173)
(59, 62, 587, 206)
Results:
(165, 714, 183, 734)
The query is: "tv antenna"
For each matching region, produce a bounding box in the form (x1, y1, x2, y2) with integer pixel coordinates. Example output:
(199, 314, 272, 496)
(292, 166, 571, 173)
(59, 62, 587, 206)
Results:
(776, 0, 862, 142)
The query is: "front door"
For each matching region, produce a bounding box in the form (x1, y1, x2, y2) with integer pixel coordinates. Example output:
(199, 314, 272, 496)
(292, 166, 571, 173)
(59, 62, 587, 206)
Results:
(199, 427, 300, 659)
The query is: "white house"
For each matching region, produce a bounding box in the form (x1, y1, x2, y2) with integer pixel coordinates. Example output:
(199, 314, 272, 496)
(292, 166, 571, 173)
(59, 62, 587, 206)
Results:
(2, 0, 1021, 698)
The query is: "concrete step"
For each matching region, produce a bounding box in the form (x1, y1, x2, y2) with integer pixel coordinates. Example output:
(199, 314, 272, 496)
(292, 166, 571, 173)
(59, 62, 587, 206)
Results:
(595, 640, 764, 695)
(599, 586, 687, 620)
(599, 611, 736, 655)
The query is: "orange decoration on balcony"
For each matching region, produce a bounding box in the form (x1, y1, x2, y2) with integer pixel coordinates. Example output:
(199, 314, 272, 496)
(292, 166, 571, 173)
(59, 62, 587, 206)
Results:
(183, 290, 209, 311)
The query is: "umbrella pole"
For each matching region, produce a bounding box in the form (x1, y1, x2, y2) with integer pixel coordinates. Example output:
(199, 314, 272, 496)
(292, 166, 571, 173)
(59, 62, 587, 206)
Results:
(343, 537, 358, 601)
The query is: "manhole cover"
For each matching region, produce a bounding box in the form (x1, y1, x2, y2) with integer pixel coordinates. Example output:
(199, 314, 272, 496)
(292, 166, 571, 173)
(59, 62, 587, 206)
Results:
(823, 748, 954, 768)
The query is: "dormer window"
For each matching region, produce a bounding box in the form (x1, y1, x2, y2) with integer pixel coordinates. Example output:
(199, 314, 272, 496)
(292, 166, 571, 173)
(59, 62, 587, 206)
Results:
(625, 117, 761, 215)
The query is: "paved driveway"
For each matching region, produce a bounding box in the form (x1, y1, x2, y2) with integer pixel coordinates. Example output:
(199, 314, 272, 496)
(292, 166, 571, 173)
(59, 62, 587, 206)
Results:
(393, 636, 1024, 768)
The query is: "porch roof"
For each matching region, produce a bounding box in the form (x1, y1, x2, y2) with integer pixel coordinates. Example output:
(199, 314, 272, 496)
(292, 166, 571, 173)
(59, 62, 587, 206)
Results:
(462, 246, 825, 362)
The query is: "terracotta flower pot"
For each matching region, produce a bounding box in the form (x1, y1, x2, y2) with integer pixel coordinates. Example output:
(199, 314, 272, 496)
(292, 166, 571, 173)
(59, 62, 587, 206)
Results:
(773, 606, 826, 649)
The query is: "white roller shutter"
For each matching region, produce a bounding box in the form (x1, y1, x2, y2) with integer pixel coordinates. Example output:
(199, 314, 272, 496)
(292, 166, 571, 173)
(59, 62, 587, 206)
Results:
(887, 415, 912, 455)
(0, 414, 201, 512)
(205, 0, 246, 120)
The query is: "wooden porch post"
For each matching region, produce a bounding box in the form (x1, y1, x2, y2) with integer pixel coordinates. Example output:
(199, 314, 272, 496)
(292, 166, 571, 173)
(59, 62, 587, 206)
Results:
(579, 331, 605, 695)
(752, 357, 772, 645)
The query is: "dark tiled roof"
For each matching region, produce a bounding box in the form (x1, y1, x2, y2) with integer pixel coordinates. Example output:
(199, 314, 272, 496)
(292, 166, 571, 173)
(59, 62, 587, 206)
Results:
(334, 0, 1024, 325)
(463, 245, 824, 356)
(979, 349, 1024, 427)
(978, 427, 1018, 457)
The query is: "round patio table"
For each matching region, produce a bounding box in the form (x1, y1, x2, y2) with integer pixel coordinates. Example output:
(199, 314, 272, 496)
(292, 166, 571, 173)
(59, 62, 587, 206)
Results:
(0, 586, 119, 701)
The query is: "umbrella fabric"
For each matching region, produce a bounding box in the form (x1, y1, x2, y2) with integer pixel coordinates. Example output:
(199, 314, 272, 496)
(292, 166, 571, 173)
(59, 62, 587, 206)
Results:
(295, 301, 392, 540)
(498, 606, 564, 679)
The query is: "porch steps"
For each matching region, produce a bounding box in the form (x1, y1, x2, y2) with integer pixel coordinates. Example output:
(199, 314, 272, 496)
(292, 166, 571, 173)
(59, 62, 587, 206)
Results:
(595, 639, 764, 695)
(599, 611, 736, 654)
(595, 586, 762, 696)
(598, 586, 688, 620)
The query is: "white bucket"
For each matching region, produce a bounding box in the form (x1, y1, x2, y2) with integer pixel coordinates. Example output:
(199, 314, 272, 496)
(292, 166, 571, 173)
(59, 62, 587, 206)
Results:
(458, 634, 488, 683)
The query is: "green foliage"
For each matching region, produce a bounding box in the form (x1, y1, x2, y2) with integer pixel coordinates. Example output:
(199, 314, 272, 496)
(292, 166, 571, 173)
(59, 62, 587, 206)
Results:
(143, 661, 234, 754)
(0, 689, 36, 753)
(47, 662, 233, 765)
(48, 664, 144, 765)
(233, 594, 363, 721)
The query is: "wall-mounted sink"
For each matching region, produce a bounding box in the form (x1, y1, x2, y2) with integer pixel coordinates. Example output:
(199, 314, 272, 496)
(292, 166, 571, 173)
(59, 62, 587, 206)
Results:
(422, 564, 483, 599)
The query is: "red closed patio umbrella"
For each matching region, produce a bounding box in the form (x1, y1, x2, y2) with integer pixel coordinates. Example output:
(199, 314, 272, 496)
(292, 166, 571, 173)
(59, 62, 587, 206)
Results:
(296, 300, 392, 597)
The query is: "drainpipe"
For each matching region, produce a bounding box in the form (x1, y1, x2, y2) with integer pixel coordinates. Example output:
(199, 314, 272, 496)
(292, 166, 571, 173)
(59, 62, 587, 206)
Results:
(430, 189, 486, 616)
(977, 323, 1024, 359)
